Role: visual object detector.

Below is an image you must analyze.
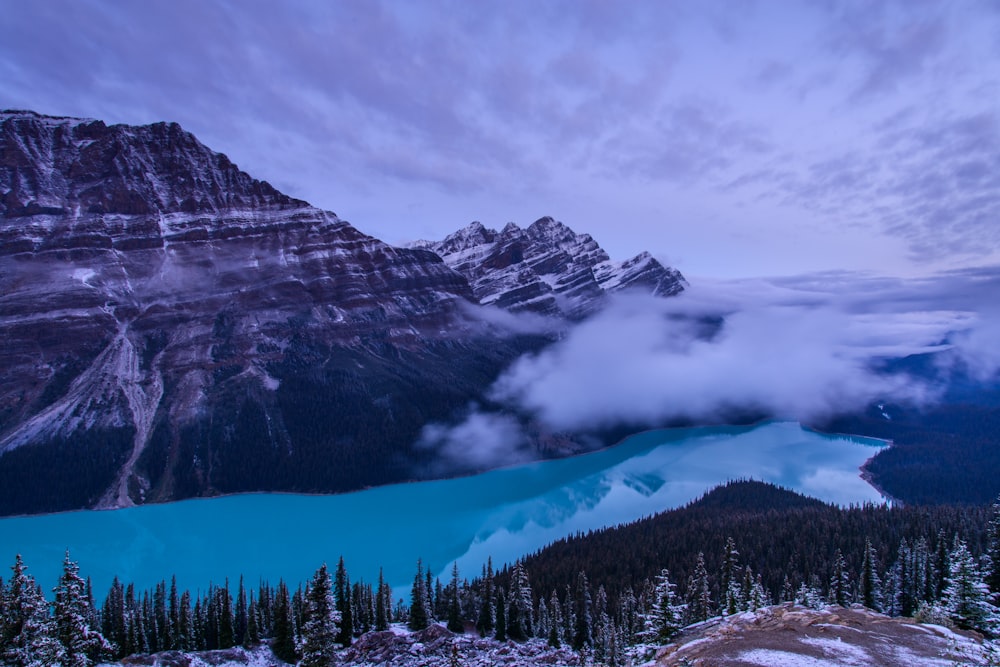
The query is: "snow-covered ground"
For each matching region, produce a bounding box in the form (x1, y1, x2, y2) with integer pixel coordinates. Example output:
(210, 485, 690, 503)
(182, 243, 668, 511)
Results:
(648, 603, 998, 667)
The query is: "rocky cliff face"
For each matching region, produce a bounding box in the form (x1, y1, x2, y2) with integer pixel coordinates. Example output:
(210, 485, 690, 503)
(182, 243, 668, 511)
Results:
(413, 217, 686, 318)
(0, 110, 542, 515)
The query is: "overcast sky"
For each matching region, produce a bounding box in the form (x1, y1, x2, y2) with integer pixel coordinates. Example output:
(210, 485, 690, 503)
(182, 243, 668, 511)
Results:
(2, 0, 998, 278)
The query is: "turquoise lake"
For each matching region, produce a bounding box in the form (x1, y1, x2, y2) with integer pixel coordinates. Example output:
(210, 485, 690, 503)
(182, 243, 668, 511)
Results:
(0, 422, 886, 599)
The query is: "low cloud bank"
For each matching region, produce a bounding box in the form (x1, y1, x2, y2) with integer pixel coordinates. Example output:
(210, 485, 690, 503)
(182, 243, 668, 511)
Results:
(490, 292, 934, 430)
(419, 267, 1000, 463)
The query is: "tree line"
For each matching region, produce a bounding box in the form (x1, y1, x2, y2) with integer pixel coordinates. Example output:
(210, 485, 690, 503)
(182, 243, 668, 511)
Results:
(3, 481, 1000, 666)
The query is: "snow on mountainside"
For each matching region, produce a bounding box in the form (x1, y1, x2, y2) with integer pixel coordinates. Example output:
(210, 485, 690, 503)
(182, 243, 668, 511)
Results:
(413, 217, 686, 318)
(0, 110, 548, 516)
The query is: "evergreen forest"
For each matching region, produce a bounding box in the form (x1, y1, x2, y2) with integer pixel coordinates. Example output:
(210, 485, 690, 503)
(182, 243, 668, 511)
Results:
(3, 481, 1000, 666)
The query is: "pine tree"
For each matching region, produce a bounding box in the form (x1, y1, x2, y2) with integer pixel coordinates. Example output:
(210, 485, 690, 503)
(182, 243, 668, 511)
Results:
(494, 589, 507, 641)
(859, 537, 883, 612)
(572, 571, 593, 650)
(685, 552, 712, 622)
(508, 561, 533, 640)
(53, 552, 112, 666)
(644, 569, 684, 642)
(536, 597, 549, 641)
(934, 529, 950, 600)
(986, 495, 1000, 603)
(476, 559, 494, 637)
(1, 554, 65, 667)
(721, 537, 742, 615)
(300, 564, 340, 667)
(446, 563, 463, 633)
(547, 590, 562, 648)
(168, 577, 180, 650)
(271, 580, 297, 664)
(828, 548, 851, 607)
(235, 576, 247, 648)
(244, 595, 260, 647)
(100, 577, 126, 658)
(375, 569, 390, 631)
(408, 559, 431, 631)
(177, 590, 192, 650)
(334, 557, 353, 646)
(942, 538, 999, 635)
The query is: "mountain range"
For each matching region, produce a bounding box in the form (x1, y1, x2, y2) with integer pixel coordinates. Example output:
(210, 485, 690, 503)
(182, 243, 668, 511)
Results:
(0, 110, 684, 516)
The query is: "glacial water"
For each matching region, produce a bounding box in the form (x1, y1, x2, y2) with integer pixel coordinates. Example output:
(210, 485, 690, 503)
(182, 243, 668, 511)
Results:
(0, 422, 886, 598)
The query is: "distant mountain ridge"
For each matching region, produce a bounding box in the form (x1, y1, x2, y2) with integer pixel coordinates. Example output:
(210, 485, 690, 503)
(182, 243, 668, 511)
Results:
(0, 110, 685, 516)
(413, 217, 685, 318)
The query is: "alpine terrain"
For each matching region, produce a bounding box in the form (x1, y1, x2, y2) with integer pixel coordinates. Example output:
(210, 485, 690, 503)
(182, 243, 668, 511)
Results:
(0, 110, 684, 516)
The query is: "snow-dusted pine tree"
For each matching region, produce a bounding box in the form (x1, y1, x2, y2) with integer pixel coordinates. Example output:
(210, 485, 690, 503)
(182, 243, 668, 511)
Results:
(643, 569, 684, 642)
(508, 561, 533, 640)
(409, 559, 431, 631)
(986, 495, 1000, 604)
(859, 537, 883, 612)
(447, 562, 463, 634)
(53, 552, 112, 666)
(572, 571, 593, 650)
(334, 557, 352, 646)
(828, 549, 851, 607)
(300, 564, 341, 667)
(1, 554, 65, 667)
(941, 538, 999, 636)
(685, 552, 712, 623)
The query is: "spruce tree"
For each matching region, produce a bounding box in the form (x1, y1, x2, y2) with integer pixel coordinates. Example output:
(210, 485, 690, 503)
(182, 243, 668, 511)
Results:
(476, 559, 494, 637)
(375, 569, 390, 631)
(508, 561, 533, 640)
(100, 577, 126, 658)
(942, 538, 999, 635)
(220, 580, 237, 649)
(334, 557, 353, 646)
(2, 554, 65, 667)
(235, 576, 248, 648)
(644, 569, 684, 642)
(547, 590, 562, 648)
(685, 552, 712, 622)
(168, 577, 180, 650)
(859, 537, 883, 612)
(301, 564, 340, 667)
(408, 559, 431, 631)
(572, 571, 592, 650)
(721, 537, 742, 615)
(494, 589, 507, 641)
(53, 552, 112, 666)
(986, 495, 1000, 603)
(828, 549, 851, 607)
(177, 590, 192, 650)
(446, 563, 463, 633)
(271, 581, 297, 664)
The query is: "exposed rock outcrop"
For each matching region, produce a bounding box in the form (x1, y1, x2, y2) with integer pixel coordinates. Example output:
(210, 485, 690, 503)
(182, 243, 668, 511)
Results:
(413, 217, 685, 318)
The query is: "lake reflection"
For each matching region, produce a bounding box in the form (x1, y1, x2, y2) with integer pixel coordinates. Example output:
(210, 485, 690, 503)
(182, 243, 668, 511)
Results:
(0, 422, 885, 597)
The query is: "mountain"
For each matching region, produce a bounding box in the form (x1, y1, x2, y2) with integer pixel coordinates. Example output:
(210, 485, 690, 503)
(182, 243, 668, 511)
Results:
(0, 110, 549, 515)
(412, 218, 686, 318)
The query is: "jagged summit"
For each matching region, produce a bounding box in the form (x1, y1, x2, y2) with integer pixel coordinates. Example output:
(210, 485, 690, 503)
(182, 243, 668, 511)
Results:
(414, 216, 686, 318)
(1, 109, 305, 219)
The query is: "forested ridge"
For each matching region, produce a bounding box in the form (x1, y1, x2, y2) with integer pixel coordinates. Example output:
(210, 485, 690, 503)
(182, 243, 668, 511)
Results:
(2, 481, 999, 666)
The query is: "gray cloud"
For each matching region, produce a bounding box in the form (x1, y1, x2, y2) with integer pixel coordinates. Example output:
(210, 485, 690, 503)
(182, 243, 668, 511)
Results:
(479, 267, 1000, 433)
(824, 1, 950, 101)
(488, 291, 934, 431)
(416, 409, 530, 473)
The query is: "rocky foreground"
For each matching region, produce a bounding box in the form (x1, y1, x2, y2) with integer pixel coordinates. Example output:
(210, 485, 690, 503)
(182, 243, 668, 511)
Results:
(653, 603, 996, 667)
(101, 604, 998, 667)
